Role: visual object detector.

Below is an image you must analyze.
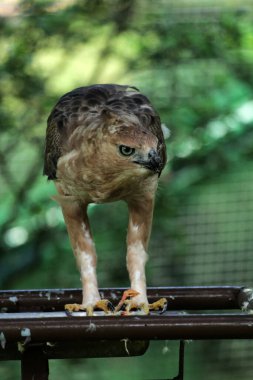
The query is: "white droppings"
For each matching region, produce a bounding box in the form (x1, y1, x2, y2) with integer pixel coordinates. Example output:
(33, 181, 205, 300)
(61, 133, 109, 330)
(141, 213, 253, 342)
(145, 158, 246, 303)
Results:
(86, 322, 96, 332)
(17, 342, 25, 353)
(9, 296, 18, 304)
(0, 332, 6, 349)
(162, 342, 170, 355)
(21, 328, 31, 338)
(46, 342, 55, 347)
(56, 289, 65, 295)
(242, 301, 249, 311)
(110, 292, 118, 301)
(45, 292, 51, 301)
(121, 338, 130, 356)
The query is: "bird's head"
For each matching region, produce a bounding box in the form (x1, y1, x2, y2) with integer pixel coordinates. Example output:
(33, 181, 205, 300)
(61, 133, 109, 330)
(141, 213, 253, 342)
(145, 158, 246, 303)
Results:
(94, 111, 164, 180)
(110, 128, 163, 175)
(56, 108, 165, 201)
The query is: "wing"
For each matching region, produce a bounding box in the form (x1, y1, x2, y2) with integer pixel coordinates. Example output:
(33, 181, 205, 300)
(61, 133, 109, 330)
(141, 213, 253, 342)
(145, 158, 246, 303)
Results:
(43, 84, 166, 180)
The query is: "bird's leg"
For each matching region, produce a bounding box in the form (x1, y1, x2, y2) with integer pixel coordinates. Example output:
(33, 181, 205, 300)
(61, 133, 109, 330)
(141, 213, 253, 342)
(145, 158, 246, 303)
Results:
(57, 197, 113, 315)
(115, 195, 167, 315)
(120, 197, 152, 314)
(114, 197, 149, 314)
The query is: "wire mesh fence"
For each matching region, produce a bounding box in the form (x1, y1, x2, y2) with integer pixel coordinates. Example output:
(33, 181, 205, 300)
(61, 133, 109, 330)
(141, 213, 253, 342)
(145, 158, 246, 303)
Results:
(149, 159, 253, 379)
(151, 160, 253, 288)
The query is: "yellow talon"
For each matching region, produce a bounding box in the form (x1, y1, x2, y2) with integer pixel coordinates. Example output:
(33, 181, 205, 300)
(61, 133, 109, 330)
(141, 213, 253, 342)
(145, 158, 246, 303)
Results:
(114, 289, 140, 312)
(96, 300, 114, 313)
(114, 290, 167, 315)
(64, 299, 114, 316)
(64, 303, 85, 312)
(149, 298, 167, 312)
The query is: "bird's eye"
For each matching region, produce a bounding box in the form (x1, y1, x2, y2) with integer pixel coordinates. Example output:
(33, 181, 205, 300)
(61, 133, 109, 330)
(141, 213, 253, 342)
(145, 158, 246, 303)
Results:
(119, 145, 135, 157)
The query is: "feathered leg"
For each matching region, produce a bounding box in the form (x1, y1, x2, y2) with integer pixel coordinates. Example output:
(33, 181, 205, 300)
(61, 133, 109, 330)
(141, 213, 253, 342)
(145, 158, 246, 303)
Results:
(114, 195, 167, 315)
(56, 195, 113, 316)
(125, 197, 152, 313)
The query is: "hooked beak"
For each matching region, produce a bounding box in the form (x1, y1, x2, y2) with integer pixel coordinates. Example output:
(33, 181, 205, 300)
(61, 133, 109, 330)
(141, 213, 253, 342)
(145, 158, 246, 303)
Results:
(134, 148, 162, 174)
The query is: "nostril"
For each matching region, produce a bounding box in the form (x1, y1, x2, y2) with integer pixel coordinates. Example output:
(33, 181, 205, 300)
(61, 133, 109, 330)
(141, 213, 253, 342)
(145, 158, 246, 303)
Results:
(148, 149, 161, 163)
(148, 149, 157, 159)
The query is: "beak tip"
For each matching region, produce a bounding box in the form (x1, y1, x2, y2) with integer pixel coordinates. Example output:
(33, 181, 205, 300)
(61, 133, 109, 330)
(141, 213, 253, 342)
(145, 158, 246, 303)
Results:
(133, 149, 162, 174)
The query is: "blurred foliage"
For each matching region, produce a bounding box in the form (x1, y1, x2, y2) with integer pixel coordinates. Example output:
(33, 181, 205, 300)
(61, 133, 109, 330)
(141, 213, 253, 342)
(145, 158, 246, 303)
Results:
(1, 0, 253, 379)
(1, 0, 253, 280)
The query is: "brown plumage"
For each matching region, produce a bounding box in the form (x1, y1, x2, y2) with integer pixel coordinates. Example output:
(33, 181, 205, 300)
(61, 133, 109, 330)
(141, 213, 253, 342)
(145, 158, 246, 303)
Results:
(44, 84, 167, 315)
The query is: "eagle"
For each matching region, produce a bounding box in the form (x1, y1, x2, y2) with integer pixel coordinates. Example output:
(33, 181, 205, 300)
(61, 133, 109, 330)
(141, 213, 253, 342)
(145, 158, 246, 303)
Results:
(44, 84, 167, 315)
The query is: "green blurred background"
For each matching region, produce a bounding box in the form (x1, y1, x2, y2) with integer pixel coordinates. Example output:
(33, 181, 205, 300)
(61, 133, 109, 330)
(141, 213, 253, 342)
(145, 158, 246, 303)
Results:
(1, 0, 253, 379)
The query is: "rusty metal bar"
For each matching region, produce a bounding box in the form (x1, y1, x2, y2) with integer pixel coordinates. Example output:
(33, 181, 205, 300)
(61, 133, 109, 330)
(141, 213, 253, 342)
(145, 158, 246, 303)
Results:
(1, 313, 253, 343)
(0, 286, 252, 380)
(172, 341, 185, 380)
(21, 346, 49, 380)
(0, 286, 247, 312)
(0, 340, 149, 360)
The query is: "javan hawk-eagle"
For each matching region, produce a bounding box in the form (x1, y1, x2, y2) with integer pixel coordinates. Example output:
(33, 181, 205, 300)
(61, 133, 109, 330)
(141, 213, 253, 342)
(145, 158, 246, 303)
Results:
(44, 84, 167, 315)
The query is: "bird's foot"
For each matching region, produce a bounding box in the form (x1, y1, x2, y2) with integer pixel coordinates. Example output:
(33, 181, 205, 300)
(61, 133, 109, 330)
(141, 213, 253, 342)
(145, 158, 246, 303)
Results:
(114, 289, 149, 315)
(149, 297, 168, 314)
(114, 289, 167, 315)
(65, 299, 114, 316)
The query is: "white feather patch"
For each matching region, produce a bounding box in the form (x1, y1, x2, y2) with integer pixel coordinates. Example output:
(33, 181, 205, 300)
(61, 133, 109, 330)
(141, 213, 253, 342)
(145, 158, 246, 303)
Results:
(161, 123, 171, 139)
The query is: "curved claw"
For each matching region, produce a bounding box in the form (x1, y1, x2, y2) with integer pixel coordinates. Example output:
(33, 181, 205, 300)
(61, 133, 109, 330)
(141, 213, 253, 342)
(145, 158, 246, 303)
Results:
(120, 301, 149, 316)
(114, 289, 140, 313)
(96, 299, 115, 313)
(114, 291, 168, 316)
(114, 289, 150, 315)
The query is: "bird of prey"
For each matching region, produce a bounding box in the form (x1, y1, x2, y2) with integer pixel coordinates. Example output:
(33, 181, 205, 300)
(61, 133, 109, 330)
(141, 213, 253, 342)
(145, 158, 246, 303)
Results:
(44, 84, 167, 315)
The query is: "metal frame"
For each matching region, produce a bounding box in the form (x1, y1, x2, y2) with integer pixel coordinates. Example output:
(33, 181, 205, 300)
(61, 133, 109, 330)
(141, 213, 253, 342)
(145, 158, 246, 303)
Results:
(0, 286, 253, 379)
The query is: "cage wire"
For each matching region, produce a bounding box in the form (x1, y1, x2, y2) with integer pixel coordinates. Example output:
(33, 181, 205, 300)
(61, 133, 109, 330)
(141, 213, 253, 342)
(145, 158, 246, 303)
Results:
(148, 159, 253, 379)
(151, 161, 253, 288)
